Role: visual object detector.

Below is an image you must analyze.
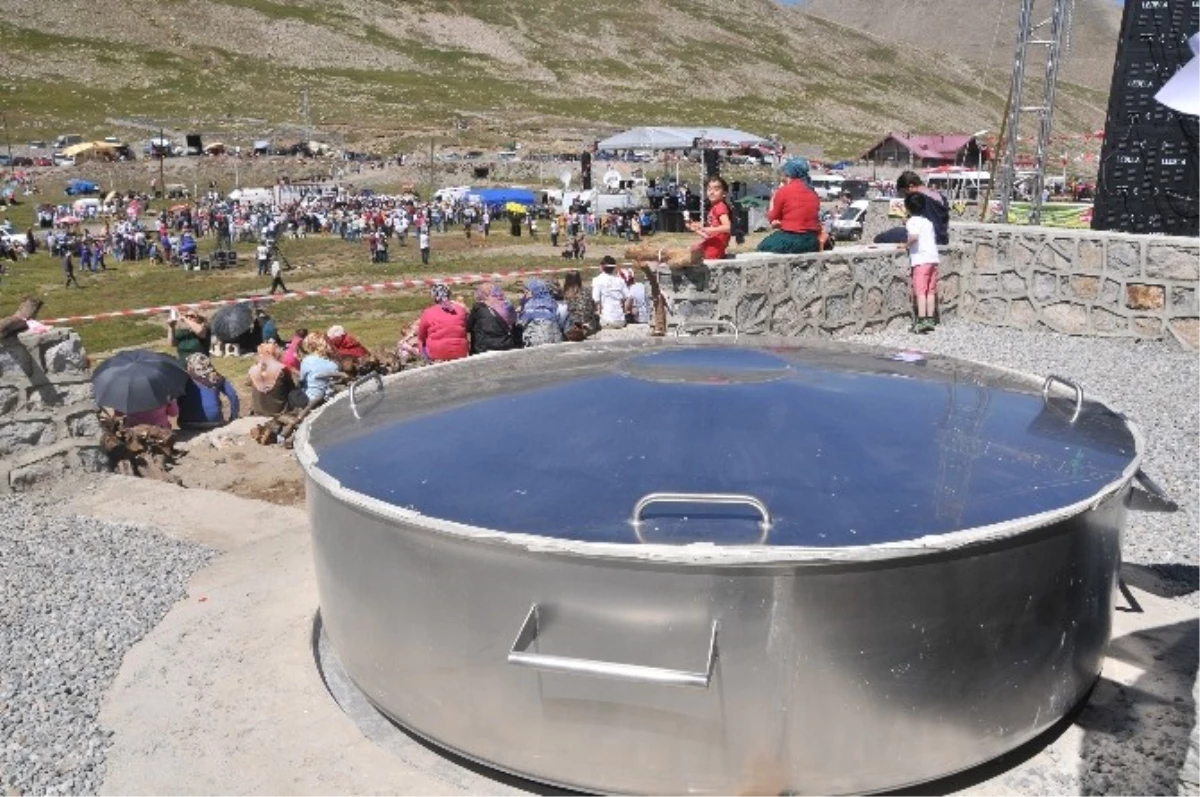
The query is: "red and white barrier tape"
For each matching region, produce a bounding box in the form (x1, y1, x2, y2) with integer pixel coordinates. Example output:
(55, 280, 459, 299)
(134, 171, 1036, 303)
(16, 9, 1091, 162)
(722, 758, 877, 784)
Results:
(42, 265, 597, 325)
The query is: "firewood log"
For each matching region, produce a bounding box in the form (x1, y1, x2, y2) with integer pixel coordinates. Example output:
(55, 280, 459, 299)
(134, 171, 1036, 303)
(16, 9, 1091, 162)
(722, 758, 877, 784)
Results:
(623, 245, 703, 269)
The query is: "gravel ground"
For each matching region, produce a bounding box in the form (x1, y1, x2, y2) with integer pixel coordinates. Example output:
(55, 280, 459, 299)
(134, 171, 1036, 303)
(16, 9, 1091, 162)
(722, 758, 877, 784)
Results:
(0, 486, 215, 795)
(848, 321, 1199, 598)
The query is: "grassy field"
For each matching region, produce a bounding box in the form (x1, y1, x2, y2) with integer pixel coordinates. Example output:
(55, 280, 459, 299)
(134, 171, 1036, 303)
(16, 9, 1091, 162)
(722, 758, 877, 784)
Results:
(0, 199, 701, 360)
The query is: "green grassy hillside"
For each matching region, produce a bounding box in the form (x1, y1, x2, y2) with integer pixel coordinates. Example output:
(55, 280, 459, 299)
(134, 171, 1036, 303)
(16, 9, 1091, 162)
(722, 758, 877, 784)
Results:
(0, 0, 1110, 158)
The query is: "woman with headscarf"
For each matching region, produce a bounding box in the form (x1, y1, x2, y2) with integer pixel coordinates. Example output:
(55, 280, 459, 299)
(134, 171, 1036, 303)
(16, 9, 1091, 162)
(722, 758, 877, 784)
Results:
(248, 342, 295, 416)
(326, 324, 370, 359)
(518, 278, 569, 348)
(177, 353, 241, 429)
(562, 269, 599, 339)
(467, 281, 517, 354)
(757, 157, 822, 254)
(416, 283, 470, 362)
(298, 331, 343, 407)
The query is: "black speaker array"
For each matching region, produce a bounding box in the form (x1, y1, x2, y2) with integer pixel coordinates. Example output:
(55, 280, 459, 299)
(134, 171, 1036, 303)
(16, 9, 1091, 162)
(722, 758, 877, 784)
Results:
(1092, 0, 1199, 236)
(581, 151, 592, 190)
(703, 150, 720, 180)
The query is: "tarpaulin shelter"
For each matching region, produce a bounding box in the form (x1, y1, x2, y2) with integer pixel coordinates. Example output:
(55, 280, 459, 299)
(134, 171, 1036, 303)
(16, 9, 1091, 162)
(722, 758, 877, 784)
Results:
(63, 141, 119, 161)
(468, 187, 538, 206)
(596, 126, 771, 151)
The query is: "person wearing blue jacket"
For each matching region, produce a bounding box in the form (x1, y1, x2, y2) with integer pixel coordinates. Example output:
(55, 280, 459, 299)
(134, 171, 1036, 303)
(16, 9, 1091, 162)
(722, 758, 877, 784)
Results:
(178, 353, 240, 429)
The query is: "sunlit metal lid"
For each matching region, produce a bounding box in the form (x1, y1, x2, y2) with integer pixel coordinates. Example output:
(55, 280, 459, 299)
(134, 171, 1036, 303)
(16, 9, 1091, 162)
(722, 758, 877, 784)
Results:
(306, 343, 1138, 548)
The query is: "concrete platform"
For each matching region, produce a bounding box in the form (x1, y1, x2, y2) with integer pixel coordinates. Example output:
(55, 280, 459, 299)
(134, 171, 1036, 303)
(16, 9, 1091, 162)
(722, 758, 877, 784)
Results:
(68, 476, 1198, 796)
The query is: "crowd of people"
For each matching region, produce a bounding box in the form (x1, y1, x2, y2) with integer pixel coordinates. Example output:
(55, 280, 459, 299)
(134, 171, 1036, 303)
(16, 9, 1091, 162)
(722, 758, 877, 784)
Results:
(117, 255, 658, 441)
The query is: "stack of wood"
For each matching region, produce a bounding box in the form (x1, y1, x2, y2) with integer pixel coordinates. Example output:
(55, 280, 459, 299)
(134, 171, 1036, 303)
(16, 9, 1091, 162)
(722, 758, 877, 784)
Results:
(99, 414, 183, 485)
(250, 409, 304, 448)
(623, 244, 703, 269)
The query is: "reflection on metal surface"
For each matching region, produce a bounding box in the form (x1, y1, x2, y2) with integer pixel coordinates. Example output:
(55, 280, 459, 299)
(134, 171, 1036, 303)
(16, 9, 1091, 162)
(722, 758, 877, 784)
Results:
(507, 604, 719, 688)
(935, 378, 991, 524)
(1042, 374, 1084, 423)
(348, 372, 383, 420)
(675, 319, 740, 340)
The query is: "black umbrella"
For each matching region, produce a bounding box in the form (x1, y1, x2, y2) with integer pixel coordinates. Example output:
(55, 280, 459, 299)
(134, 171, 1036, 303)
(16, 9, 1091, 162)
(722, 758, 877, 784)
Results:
(209, 302, 255, 342)
(91, 350, 190, 414)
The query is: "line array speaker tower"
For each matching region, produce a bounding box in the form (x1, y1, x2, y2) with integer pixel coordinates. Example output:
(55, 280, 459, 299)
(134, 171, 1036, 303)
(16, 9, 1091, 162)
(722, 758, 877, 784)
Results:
(1092, 0, 1199, 236)
(580, 151, 592, 191)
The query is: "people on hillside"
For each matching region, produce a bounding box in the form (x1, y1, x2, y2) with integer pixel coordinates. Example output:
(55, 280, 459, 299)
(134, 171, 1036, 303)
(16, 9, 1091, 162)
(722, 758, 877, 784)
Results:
(758, 158, 822, 254)
(168, 309, 211, 362)
(687, 176, 732, 260)
(562, 269, 599, 340)
(591, 256, 630, 329)
(468, 282, 517, 354)
(517, 278, 569, 347)
(248, 342, 295, 416)
(417, 284, 470, 362)
(326, 325, 370, 359)
(178, 353, 240, 429)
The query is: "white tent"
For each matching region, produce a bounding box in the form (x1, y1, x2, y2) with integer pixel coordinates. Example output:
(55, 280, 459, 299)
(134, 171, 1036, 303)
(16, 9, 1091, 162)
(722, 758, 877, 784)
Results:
(596, 126, 771, 151)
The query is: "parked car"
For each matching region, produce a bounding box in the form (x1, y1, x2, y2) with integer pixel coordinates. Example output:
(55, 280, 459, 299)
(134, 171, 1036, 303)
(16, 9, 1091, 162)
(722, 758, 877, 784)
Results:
(10, 156, 33, 167)
(53, 154, 76, 167)
(33, 157, 52, 167)
(832, 199, 870, 241)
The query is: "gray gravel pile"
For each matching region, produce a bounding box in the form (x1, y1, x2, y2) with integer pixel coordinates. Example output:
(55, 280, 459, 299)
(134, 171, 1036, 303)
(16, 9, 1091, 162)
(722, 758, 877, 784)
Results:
(850, 321, 1199, 595)
(0, 492, 215, 795)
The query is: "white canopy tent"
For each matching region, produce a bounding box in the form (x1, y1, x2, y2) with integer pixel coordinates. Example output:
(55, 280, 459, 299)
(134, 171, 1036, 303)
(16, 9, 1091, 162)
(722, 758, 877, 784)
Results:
(596, 126, 772, 151)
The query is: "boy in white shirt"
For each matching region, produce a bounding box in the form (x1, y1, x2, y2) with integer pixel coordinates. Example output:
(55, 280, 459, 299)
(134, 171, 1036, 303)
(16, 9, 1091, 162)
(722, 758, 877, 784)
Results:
(901, 192, 940, 333)
(591, 256, 630, 328)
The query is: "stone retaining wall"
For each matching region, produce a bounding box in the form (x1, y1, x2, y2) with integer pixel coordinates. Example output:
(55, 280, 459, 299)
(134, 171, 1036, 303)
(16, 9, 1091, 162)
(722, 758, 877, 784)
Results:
(954, 223, 1199, 349)
(0, 329, 105, 492)
(656, 246, 964, 337)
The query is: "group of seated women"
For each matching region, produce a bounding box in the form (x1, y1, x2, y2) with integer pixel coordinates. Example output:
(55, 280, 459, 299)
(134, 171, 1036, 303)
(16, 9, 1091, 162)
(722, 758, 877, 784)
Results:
(410, 269, 616, 362)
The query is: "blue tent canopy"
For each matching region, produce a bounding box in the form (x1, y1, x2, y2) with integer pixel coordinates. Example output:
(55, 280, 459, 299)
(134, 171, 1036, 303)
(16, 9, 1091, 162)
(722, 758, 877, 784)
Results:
(468, 187, 537, 206)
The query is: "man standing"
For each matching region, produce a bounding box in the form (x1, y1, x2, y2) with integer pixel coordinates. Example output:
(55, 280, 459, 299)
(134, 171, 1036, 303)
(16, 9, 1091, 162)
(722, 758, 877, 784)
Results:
(549, 217, 560, 247)
(268, 258, 289, 294)
(895, 171, 950, 245)
(256, 241, 270, 276)
(62, 246, 81, 288)
(419, 228, 431, 265)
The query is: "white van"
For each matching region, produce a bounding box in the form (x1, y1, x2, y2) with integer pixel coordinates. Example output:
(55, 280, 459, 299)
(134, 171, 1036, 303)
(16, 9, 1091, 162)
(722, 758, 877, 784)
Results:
(228, 187, 274, 205)
(809, 174, 845, 201)
(832, 199, 870, 241)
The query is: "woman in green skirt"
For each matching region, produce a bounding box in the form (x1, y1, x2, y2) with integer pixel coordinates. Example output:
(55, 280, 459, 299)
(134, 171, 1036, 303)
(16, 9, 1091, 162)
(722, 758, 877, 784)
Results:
(757, 158, 823, 254)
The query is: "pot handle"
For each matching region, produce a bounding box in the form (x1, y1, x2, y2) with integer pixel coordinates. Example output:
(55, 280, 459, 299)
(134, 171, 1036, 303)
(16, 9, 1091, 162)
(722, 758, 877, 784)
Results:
(1042, 374, 1083, 422)
(631, 492, 772, 544)
(349, 372, 383, 420)
(674, 319, 739, 340)
(1129, 468, 1179, 513)
(507, 604, 719, 689)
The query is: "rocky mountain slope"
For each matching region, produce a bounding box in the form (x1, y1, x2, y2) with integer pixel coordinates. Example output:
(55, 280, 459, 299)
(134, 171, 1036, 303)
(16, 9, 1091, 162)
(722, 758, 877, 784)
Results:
(800, 0, 1123, 93)
(0, 0, 1112, 157)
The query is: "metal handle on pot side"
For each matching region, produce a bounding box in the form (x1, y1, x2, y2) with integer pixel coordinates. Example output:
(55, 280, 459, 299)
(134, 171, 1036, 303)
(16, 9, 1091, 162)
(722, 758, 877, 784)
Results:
(348, 372, 384, 420)
(1042, 374, 1084, 423)
(1129, 468, 1180, 513)
(630, 492, 772, 545)
(507, 604, 719, 689)
(674, 319, 740, 340)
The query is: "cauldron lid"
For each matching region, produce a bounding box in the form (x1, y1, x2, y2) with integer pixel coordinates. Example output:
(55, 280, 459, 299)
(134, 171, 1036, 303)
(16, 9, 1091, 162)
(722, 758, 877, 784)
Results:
(308, 344, 1137, 547)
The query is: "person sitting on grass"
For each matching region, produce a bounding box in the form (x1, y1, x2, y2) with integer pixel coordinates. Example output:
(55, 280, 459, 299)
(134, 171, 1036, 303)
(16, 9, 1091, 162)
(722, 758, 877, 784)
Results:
(900, 192, 941, 334)
(417, 284, 469, 362)
(297, 332, 344, 410)
(168, 310, 211, 363)
(178, 353, 240, 429)
(326, 325, 370, 360)
(248, 342, 294, 416)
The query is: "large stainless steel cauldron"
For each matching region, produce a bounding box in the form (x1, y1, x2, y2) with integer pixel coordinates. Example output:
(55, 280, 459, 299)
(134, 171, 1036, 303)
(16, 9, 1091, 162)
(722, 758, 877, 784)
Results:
(297, 338, 1144, 795)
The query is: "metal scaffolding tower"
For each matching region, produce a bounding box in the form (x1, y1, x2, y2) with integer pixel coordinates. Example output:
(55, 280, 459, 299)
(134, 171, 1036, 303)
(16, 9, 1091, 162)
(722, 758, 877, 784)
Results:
(995, 0, 1074, 225)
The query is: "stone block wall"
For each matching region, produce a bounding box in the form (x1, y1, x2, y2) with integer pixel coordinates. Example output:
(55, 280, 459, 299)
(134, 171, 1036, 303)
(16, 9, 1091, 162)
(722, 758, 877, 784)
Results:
(0, 329, 105, 492)
(657, 246, 964, 337)
(955, 223, 1199, 349)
